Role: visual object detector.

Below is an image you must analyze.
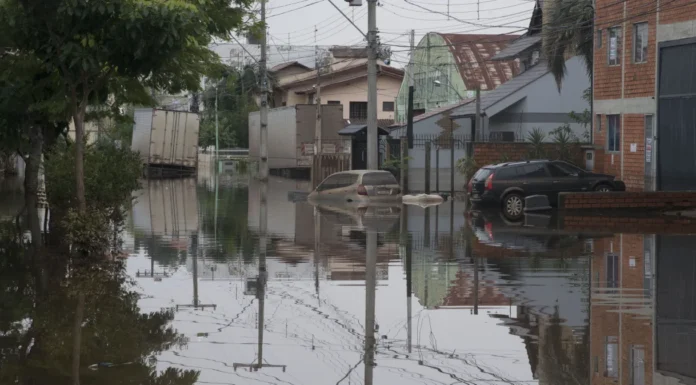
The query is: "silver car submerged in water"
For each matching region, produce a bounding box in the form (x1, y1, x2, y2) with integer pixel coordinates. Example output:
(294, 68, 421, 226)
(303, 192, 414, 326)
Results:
(307, 170, 402, 204)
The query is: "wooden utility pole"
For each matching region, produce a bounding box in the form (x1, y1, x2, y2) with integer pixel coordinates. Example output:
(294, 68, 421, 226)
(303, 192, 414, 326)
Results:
(313, 26, 322, 188)
(366, 0, 378, 169)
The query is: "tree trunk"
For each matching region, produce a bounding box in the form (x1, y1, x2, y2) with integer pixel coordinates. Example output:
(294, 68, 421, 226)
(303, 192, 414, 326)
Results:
(72, 292, 85, 385)
(73, 110, 87, 212)
(25, 125, 43, 250)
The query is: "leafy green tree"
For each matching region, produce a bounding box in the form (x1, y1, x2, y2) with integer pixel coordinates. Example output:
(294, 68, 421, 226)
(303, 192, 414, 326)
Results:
(0, 0, 256, 211)
(542, 0, 593, 89)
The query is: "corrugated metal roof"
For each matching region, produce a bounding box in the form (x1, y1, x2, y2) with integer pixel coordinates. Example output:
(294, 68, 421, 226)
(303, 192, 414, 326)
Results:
(339, 125, 390, 136)
(452, 61, 550, 118)
(490, 35, 541, 61)
(437, 33, 521, 91)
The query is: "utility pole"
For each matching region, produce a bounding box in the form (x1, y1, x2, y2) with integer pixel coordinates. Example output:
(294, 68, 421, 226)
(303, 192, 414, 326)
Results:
(366, 0, 378, 170)
(215, 85, 219, 162)
(314, 26, 322, 188)
(259, 0, 269, 181)
(407, 29, 415, 149)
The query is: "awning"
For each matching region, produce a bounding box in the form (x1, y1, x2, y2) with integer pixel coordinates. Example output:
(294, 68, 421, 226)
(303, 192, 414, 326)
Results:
(339, 124, 390, 136)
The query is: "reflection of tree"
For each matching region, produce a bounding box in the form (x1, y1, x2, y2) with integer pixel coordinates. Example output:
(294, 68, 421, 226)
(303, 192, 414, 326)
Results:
(198, 185, 257, 264)
(0, 222, 198, 385)
(539, 307, 589, 385)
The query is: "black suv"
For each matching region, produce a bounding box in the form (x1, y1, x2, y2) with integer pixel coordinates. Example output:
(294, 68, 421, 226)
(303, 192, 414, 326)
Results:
(468, 160, 626, 219)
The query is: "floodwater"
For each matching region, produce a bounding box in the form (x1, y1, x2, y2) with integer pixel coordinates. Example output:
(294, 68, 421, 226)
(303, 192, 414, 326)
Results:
(1, 168, 695, 385)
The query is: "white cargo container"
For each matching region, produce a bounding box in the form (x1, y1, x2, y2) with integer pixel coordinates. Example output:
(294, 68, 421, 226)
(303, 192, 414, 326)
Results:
(132, 108, 200, 177)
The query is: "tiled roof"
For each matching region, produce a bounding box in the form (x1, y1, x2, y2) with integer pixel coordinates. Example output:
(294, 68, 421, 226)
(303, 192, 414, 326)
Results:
(270, 61, 311, 72)
(437, 33, 521, 91)
(490, 35, 541, 61)
(452, 61, 550, 118)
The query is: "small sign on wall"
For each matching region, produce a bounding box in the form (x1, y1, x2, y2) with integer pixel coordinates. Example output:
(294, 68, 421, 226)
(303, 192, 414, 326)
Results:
(630, 143, 637, 153)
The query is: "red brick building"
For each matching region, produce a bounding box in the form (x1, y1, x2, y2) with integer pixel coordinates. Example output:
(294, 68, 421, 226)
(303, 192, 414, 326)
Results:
(593, 0, 696, 191)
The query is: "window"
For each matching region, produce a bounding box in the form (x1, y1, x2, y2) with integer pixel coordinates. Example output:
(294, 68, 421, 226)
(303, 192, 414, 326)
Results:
(630, 345, 645, 385)
(520, 164, 547, 178)
(597, 29, 603, 48)
(473, 168, 492, 181)
(382, 101, 395, 112)
(349, 102, 368, 120)
(606, 254, 619, 288)
(494, 167, 517, 180)
(607, 115, 621, 152)
(634, 23, 648, 63)
(608, 27, 622, 66)
(548, 162, 581, 177)
(605, 336, 619, 377)
(327, 100, 341, 105)
(596, 114, 602, 132)
(362, 172, 397, 186)
(317, 174, 358, 191)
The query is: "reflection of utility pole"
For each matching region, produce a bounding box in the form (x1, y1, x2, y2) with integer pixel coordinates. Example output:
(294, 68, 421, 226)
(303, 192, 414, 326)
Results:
(401, 204, 412, 353)
(177, 234, 217, 311)
(233, 179, 285, 372)
(364, 230, 378, 385)
(314, 206, 321, 301)
(473, 242, 479, 316)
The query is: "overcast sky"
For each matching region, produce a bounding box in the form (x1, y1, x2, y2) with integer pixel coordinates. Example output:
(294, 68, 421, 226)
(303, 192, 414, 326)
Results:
(261, 0, 536, 67)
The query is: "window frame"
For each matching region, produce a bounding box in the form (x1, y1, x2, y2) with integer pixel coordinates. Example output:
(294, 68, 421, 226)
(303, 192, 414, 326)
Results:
(608, 26, 622, 66)
(327, 100, 341, 105)
(633, 22, 649, 64)
(382, 101, 395, 112)
(607, 114, 621, 153)
(596, 28, 603, 48)
(596, 114, 602, 132)
(349, 101, 368, 120)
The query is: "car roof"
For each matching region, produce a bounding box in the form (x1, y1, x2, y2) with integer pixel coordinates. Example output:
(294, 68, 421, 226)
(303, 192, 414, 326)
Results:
(483, 159, 549, 169)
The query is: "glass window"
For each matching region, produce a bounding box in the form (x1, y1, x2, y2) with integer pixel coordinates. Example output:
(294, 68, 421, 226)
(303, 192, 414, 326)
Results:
(327, 100, 341, 105)
(317, 174, 357, 191)
(547, 163, 572, 177)
(606, 336, 619, 377)
(349, 102, 368, 120)
(634, 23, 648, 63)
(608, 115, 621, 152)
(630, 345, 645, 385)
(608, 27, 622, 66)
(473, 168, 492, 180)
(382, 101, 395, 112)
(554, 161, 583, 175)
(521, 164, 547, 178)
(596, 114, 602, 132)
(494, 167, 517, 180)
(317, 175, 340, 191)
(606, 254, 619, 288)
(362, 172, 397, 186)
(597, 29, 603, 48)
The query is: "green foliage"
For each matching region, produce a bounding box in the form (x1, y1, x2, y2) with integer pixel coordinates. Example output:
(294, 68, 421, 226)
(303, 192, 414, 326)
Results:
(498, 153, 511, 163)
(45, 142, 142, 213)
(456, 157, 478, 177)
(199, 65, 267, 149)
(542, 0, 593, 89)
(527, 127, 547, 159)
(382, 156, 412, 170)
(569, 87, 592, 142)
(550, 124, 580, 162)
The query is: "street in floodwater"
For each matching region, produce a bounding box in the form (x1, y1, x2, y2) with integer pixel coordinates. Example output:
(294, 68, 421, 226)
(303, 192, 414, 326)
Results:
(2, 169, 696, 385)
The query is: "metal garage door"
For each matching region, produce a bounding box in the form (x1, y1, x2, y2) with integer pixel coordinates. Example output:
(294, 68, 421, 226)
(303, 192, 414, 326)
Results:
(658, 40, 696, 190)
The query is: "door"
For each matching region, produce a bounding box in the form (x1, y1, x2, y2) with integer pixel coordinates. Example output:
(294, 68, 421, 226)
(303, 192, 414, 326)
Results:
(546, 162, 586, 199)
(352, 139, 367, 170)
(517, 163, 552, 198)
(658, 41, 696, 190)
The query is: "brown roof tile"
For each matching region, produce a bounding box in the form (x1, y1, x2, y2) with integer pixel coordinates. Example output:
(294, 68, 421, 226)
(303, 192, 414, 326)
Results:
(437, 33, 521, 91)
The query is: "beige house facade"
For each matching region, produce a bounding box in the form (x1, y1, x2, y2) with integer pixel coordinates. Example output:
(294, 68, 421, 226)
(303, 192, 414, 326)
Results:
(272, 57, 404, 124)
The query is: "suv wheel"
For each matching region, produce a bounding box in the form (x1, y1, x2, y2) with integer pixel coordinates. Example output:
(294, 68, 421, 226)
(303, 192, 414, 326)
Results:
(594, 184, 613, 192)
(503, 193, 524, 220)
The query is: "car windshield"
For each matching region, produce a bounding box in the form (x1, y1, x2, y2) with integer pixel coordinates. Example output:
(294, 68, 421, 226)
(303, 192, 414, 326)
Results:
(362, 172, 397, 186)
(473, 168, 492, 180)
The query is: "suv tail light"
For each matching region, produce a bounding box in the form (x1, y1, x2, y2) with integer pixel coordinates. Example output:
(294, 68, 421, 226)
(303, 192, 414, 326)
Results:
(357, 184, 368, 196)
(485, 173, 494, 190)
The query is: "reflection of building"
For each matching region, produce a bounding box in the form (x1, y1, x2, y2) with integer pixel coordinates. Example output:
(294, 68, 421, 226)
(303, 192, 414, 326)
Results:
(589, 234, 696, 385)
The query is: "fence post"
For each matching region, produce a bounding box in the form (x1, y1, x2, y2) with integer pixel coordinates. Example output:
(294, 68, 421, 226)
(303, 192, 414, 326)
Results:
(435, 146, 440, 193)
(425, 141, 431, 194)
(400, 137, 408, 194)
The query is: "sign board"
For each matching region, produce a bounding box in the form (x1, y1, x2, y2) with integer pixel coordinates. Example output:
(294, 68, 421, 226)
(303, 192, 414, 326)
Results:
(302, 143, 314, 156)
(609, 37, 617, 60)
(645, 138, 653, 162)
(322, 143, 336, 154)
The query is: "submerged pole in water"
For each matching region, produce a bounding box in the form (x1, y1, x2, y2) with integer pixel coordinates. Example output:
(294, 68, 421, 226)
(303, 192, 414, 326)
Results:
(364, 230, 377, 385)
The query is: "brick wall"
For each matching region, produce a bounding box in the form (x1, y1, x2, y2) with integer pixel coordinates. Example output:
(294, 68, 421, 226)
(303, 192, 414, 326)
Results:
(563, 214, 696, 234)
(594, 0, 625, 101)
(559, 191, 696, 211)
(622, 114, 646, 191)
(472, 142, 585, 170)
(661, 0, 696, 25)
(624, 0, 657, 99)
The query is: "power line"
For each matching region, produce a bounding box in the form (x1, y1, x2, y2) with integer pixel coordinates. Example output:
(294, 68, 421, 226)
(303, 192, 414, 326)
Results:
(266, 0, 323, 19)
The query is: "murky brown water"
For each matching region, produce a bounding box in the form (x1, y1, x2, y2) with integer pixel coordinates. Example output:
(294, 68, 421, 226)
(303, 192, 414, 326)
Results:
(1, 169, 694, 385)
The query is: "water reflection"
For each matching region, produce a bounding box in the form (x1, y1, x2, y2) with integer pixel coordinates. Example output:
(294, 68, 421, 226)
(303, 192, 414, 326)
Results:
(3, 174, 696, 385)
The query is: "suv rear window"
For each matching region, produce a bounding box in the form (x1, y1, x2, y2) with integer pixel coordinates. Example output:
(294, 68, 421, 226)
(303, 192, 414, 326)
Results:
(473, 168, 492, 180)
(362, 172, 397, 186)
(494, 167, 518, 180)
